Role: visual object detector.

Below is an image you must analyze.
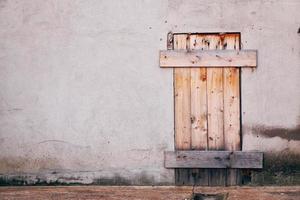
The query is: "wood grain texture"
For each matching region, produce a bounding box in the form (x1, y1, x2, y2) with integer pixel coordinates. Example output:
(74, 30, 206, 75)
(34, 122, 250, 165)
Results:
(164, 151, 263, 169)
(190, 34, 208, 151)
(174, 34, 191, 150)
(205, 35, 226, 186)
(173, 34, 192, 185)
(160, 50, 257, 67)
(223, 34, 242, 185)
(189, 34, 209, 185)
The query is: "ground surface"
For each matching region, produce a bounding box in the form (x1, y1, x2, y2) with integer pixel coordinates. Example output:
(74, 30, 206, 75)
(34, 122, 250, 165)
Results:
(0, 186, 299, 200)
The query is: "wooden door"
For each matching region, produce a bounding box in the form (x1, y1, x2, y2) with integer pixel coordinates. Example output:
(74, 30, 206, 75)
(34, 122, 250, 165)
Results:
(173, 33, 241, 186)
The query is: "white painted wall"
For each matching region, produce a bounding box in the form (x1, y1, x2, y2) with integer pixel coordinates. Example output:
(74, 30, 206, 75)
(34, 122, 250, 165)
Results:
(0, 0, 299, 184)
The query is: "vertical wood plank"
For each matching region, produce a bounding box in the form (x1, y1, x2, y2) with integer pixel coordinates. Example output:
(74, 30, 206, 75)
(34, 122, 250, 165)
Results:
(190, 67, 207, 148)
(190, 34, 208, 151)
(174, 34, 191, 150)
(174, 34, 192, 185)
(206, 35, 226, 186)
(223, 34, 241, 185)
(189, 34, 209, 185)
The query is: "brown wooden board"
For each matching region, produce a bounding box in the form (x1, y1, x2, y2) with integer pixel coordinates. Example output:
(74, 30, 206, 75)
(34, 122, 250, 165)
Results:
(223, 34, 242, 185)
(206, 34, 226, 186)
(189, 34, 209, 185)
(164, 151, 263, 169)
(173, 34, 192, 185)
(160, 50, 257, 67)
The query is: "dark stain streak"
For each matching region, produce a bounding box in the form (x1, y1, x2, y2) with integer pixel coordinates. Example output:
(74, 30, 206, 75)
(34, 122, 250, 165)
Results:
(7, 108, 23, 112)
(190, 116, 195, 124)
(0, 108, 23, 114)
(200, 74, 206, 81)
(0, 172, 163, 186)
(245, 151, 300, 185)
(193, 39, 197, 47)
(251, 125, 300, 141)
(0, 0, 7, 9)
(88, 172, 157, 186)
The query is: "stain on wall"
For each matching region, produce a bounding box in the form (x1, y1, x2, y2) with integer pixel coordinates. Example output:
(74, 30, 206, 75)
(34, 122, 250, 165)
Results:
(0, 0, 7, 10)
(251, 125, 300, 141)
(0, 157, 62, 173)
(242, 124, 300, 154)
(243, 151, 300, 185)
(0, 171, 170, 186)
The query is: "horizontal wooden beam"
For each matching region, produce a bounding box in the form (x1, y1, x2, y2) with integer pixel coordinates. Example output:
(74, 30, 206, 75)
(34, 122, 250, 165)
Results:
(160, 50, 257, 67)
(164, 151, 263, 169)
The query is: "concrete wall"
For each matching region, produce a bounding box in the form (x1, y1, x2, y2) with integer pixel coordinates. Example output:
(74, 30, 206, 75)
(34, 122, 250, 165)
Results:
(0, 0, 299, 185)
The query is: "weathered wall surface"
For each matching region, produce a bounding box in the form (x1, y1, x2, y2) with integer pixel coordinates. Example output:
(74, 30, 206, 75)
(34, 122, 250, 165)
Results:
(0, 0, 299, 185)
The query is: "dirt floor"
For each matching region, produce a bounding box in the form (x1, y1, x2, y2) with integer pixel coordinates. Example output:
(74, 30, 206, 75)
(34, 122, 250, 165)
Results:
(0, 186, 299, 200)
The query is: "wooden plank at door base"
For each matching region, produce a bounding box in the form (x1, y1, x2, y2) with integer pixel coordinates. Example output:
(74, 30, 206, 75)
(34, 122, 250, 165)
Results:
(160, 50, 257, 67)
(164, 151, 263, 169)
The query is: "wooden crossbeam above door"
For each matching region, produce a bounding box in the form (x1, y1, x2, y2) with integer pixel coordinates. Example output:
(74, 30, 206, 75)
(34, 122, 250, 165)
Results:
(164, 151, 263, 169)
(160, 50, 257, 67)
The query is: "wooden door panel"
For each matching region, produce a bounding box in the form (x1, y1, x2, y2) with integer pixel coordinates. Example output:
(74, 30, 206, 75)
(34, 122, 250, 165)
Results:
(173, 33, 241, 186)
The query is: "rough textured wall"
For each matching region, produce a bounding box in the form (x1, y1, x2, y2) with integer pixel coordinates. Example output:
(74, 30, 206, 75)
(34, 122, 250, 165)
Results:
(0, 0, 299, 185)
(0, 0, 172, 185)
